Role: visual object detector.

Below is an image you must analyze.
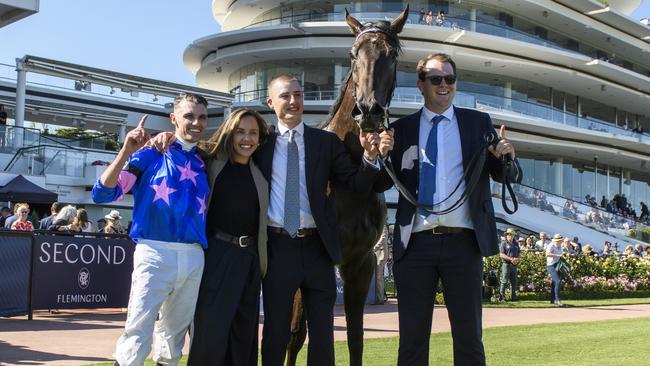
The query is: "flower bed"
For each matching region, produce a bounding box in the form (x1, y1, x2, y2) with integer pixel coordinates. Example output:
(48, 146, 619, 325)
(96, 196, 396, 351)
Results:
(484, 251, 650, 295)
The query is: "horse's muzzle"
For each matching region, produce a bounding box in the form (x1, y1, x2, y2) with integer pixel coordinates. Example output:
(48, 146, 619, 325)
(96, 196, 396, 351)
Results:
(353, 103, 387, 132)
(357, 115, 385, 132)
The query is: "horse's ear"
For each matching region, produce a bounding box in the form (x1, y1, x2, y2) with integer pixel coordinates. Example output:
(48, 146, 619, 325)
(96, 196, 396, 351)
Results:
(390, 4, 409, 34)
(345, 8, 362, 35)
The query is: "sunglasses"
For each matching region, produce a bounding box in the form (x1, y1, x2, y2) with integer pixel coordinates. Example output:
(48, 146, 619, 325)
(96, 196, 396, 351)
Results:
(423, 74, 457, 85)
(19, 211, 29, 214)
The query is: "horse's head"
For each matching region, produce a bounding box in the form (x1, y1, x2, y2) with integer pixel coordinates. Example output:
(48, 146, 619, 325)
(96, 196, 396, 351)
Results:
(346, 6, 408, 133)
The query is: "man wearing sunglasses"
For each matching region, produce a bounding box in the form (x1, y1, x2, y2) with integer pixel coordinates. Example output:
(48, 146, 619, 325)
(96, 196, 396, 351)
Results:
(376, 53, 521, 365)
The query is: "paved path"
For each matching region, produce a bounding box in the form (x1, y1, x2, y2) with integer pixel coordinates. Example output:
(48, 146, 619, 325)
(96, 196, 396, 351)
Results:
(2, 301, 650, 366)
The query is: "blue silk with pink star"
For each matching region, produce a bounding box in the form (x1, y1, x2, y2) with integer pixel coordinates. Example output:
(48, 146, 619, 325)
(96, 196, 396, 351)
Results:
(92, 143, 209, 248)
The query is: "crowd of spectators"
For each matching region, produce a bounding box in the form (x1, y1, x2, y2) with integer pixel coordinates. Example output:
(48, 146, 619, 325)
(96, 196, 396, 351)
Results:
(587, 193, 649, 225)
(513, 184, 649, 234)
(0, 201, 127, 234)
(418, 8, 446, 26)
(503, 229, 647, 258)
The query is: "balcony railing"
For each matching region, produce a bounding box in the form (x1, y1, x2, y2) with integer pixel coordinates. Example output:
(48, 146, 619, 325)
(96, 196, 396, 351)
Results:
(0, 125, 117, 155)
(493, 182, 649, 243)
(4, 144, 116, 178)
(244, 11, 649, 78)
(233, 88, 648, 142)
(0, 63, 175, 109)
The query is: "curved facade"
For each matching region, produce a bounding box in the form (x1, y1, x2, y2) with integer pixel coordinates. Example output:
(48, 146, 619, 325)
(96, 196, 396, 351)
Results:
(187, 0, 650, 210)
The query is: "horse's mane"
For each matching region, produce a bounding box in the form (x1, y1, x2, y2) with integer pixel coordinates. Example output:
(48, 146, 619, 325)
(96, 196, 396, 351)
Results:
(321, 20, 402, 131)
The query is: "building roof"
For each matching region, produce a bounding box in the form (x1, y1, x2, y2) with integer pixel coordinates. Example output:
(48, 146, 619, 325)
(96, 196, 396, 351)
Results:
(0, 0, 39, 28)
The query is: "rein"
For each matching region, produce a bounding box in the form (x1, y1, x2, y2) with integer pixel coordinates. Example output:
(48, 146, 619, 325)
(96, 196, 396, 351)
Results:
(378, 130, 519, 215)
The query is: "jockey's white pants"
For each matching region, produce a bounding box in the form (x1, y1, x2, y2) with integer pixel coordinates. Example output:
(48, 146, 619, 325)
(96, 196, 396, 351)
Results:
(114, 240, 204, 366)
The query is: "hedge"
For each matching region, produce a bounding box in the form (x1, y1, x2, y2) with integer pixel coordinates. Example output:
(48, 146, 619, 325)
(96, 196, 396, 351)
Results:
(484, 251, 650, 294)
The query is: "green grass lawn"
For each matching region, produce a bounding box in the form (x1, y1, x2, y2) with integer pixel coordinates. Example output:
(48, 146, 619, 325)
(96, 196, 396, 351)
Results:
(86, 316, 650, 366)
(483, 296, 650, 308)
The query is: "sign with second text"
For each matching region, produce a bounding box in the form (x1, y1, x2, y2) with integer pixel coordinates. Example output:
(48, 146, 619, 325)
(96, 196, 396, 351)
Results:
(31, 234, 134, 310)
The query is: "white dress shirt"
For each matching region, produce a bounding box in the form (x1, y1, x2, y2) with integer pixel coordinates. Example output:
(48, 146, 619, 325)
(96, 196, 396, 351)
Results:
(268, 122, 316, 229)
(412, 105, 474, 232)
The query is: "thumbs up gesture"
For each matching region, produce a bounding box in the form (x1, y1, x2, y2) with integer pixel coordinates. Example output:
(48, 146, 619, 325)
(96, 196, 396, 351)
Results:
(488, 125, 515, 160)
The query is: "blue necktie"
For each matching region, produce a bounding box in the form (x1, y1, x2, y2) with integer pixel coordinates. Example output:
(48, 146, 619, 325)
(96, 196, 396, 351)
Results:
(418, 115, 445, 207)
(284, 130, 300, 237)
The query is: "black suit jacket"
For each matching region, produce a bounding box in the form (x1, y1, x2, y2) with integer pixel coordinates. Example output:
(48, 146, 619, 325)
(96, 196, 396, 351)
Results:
(39, 215, 53, 230)
(376, 107, 522, 261)
(255, 124, 379, 264)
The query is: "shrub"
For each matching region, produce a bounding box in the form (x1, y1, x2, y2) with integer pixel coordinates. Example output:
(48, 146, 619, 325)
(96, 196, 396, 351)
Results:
(484, 251, 650, 295)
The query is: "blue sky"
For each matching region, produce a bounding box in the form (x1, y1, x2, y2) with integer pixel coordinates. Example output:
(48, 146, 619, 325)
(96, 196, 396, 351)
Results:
(0, 0, 220, 85)
(0, 1, 648, 87)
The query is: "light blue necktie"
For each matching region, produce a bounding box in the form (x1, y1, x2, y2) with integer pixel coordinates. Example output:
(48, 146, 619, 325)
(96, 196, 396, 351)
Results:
(284, 129, 300, 237)
(417, 115, 445, 207)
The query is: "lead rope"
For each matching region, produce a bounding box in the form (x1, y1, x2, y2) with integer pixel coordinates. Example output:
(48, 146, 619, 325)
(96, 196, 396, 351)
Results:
(376, 124, 518, 215)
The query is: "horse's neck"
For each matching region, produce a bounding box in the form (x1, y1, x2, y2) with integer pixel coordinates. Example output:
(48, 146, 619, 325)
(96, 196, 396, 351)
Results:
(327, 75, 359, 141)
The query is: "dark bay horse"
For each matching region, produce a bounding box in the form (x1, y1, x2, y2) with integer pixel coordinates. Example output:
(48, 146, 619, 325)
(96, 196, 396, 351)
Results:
(286, 7, 408, 366)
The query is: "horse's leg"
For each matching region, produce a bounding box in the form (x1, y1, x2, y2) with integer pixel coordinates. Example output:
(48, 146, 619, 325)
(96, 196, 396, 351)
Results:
(340, 251, 375, 366)
(285, 289, 306, 366)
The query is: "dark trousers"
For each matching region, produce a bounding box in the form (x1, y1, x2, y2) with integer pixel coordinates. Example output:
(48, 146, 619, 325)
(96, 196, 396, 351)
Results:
(394, 230, 486, 366)
(499, 263, 518, 300)
(261, 232, 336, 366)
(188, 237, 261, 366)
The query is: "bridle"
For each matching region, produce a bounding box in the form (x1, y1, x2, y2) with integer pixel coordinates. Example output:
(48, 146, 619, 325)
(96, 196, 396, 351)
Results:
(350, 26, 397, 133)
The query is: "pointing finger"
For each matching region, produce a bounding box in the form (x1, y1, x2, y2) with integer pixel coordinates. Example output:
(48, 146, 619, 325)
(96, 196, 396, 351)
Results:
(137, 114, 149, 129)
(499, 125, 506, 140)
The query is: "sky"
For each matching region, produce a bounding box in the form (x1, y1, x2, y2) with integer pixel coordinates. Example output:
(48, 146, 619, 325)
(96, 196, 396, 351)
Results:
(0, 0, 220, 86)
(0, 1, 648, 88)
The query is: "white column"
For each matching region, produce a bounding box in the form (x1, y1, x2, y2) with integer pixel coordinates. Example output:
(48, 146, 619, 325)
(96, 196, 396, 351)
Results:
(606, 167, 611, 198)
(577, 96, 582, 128)
(14, 57, 27, 148)
(119, 124, 126, 143)
(553, 157, 563, 196)
(470, 8, 477, 32)
(593, 157, 598, 199)
(562, 94, 567, 124)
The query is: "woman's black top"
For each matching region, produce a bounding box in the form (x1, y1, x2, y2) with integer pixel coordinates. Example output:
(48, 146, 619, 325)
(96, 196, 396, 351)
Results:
(47, 218, 69, 231)
(207, 160, 259, 237)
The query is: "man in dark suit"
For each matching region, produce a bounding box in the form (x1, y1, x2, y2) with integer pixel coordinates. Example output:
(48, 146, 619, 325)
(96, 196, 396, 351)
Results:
(256, 74, 392, 366)
(376, 53, 521, 365)
(39, 201, 62, 230)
